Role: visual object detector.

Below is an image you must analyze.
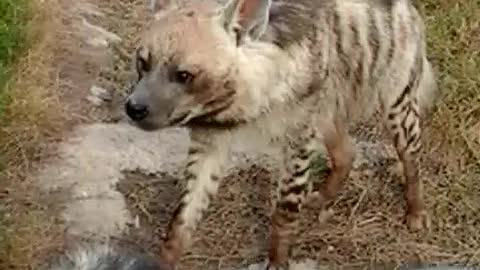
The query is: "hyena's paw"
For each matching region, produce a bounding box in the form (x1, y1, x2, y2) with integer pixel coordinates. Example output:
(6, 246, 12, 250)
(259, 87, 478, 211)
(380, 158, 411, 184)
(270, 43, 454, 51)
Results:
(406, 210, 431, 231)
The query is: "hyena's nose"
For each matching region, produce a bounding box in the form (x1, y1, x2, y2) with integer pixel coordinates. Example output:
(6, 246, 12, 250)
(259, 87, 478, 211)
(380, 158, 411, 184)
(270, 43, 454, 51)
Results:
(125, 99, 149, 121)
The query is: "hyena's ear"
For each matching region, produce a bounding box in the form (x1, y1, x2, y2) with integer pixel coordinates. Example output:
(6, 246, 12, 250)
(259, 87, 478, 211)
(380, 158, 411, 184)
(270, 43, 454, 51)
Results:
(149, 0, 174, 12)
(220, 0, 272, 45)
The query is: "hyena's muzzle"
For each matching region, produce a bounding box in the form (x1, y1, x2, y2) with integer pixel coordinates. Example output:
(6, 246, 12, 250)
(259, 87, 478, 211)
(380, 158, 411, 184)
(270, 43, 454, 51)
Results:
(124, 84, 171, 132)
(125, 69, 190, 132)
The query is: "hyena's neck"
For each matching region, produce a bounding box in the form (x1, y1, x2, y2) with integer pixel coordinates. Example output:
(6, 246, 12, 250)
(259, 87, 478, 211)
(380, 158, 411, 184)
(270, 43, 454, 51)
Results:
(218, 42, 315, 123)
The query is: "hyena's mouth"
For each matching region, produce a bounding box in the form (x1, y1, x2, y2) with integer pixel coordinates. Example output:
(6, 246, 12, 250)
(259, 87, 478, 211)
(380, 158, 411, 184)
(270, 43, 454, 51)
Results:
(168, 112, 191, 126)
(127, 119, 161, 132)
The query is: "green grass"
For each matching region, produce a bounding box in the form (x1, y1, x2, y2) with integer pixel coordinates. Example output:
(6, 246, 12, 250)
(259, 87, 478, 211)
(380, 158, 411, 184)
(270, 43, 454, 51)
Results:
(0, 0, 34, 267)
(0, 0, 30, 116)
(421, 0, 480, 163)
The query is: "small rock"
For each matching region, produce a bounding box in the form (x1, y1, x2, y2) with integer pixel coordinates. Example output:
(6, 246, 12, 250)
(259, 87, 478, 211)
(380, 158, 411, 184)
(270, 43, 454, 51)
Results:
(134, 215, 140, 228)
(74, 2, 105, 17)
(87, 85, 112, 106)
(90, 85, 112, 101)
(86, 37, 109, 48)
(318, 208, 334, 224)
(86, 95, 104, 106)
(246, 261, 268, 270)
(80, 17, 121, 47)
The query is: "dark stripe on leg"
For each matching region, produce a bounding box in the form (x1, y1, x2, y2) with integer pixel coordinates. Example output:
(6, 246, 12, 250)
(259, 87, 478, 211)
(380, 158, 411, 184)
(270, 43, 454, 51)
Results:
(368, 7, 380, 74)
(292, 165, 310, 178)
(333, 8, 344, 59)
(280, 183, 307, 197)
(277, 201, 300, 214)
(391, 72, 416, 109)
(385, 4, 396, 67)
(298, 149, 315, 160)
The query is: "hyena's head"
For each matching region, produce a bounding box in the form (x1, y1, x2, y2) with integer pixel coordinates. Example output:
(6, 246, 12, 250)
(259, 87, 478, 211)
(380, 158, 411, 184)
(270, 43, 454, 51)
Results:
(125, 0, 273, 131)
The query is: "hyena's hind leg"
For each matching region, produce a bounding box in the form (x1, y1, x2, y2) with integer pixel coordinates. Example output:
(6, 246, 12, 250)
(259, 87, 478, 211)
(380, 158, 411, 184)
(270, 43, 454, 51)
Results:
(383, 58, 437, 231)
(267, 120, 353, 270)
(267, 126, 319, 270)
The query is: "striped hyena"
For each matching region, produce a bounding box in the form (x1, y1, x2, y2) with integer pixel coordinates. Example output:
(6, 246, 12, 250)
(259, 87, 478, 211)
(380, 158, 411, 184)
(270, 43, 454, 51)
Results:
(125, 0, 439, 269)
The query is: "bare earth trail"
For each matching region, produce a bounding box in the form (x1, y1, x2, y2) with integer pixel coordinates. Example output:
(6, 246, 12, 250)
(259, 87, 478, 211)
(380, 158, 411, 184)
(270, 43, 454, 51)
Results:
(31, 0, 480, 270)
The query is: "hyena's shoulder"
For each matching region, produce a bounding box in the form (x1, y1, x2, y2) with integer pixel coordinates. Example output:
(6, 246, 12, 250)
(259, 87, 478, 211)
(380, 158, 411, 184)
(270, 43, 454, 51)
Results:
(262, 0, 334, 48)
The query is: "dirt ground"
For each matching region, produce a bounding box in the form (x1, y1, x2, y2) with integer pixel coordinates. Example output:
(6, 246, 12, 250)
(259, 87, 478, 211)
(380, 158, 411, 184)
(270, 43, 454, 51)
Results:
(116, 132, 479, 270)
(1, 0, 479, 270)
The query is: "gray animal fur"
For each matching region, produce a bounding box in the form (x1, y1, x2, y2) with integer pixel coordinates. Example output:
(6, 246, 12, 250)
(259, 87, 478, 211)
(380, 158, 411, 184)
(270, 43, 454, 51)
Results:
(47, 244, 167, 270)
(46, 244, 477, 270)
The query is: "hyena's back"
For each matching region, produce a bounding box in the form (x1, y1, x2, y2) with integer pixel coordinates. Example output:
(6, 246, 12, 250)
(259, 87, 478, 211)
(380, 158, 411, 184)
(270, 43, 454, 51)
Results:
(265, 0, 438, 122)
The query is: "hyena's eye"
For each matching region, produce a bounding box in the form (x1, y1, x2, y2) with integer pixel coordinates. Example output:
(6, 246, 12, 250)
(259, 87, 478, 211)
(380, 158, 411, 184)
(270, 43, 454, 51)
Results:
(173, 70, 195, 84)
(137, 56, 151, 72)
(135, 47, 151, 78)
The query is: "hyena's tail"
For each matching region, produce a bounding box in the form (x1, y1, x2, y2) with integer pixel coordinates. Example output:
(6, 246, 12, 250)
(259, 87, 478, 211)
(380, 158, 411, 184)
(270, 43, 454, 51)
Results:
(46, 244, 168, 270)
(416, 57, 440, 120)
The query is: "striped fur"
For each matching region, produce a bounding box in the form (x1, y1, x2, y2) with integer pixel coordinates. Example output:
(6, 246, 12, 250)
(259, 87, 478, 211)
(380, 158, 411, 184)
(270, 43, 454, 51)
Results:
(125, 0, 439, 269)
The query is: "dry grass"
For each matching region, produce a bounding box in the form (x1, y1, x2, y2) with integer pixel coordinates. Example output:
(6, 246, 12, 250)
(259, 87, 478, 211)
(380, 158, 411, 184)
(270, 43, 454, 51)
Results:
(0, 0, 67, 171)
(421, 0, 480, 165)
(0, 0, 69, 269)
(0, 0, 150, 268)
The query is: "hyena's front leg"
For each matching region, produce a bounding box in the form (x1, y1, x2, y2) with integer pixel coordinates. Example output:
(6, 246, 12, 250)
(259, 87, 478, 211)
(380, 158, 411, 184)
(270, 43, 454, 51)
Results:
(267, 128, 319, 270)
(160, 128, 231, 268)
